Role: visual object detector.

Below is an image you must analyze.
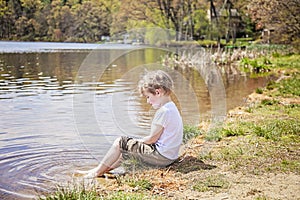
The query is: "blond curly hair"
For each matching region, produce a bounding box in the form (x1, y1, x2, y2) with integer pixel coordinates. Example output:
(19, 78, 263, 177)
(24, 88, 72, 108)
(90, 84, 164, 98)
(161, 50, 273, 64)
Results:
(138, 70, 173, 96)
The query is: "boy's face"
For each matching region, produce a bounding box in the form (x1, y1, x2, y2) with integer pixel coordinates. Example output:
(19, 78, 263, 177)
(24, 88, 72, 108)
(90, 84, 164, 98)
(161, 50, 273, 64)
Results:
(143, 90, 161, 109)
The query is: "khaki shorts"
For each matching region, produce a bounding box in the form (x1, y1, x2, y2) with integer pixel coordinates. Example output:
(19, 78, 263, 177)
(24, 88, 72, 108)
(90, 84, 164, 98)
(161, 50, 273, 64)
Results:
(119, 136, 175, 167)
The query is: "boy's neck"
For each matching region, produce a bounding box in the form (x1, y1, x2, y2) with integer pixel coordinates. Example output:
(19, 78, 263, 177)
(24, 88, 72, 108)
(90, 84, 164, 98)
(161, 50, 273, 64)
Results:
(160, 95, 172, 106)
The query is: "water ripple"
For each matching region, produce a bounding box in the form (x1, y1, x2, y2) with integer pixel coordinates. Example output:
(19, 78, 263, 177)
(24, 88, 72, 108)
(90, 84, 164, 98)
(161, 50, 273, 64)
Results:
(0, 143, 93, 199)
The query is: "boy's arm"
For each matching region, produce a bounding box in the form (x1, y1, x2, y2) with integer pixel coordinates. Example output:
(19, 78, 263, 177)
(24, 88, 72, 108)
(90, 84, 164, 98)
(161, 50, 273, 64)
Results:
(140, 124, 163, 144)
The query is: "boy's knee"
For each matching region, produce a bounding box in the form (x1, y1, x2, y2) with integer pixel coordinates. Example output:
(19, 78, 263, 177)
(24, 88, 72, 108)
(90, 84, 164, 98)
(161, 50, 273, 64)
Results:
(113, 137, 121, 147)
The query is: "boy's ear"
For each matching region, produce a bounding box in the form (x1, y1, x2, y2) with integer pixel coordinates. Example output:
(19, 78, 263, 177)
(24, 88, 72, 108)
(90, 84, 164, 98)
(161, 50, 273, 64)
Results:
(155, 89, 159, 95)
(155, 88, 163, 96)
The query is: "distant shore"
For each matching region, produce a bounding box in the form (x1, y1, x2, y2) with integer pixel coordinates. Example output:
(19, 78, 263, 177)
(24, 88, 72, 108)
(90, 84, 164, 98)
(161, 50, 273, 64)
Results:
(0, 41, 137, 53)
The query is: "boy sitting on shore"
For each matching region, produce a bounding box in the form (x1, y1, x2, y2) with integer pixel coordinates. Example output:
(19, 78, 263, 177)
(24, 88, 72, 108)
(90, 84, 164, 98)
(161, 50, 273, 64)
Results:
(77, 70, 183, 178)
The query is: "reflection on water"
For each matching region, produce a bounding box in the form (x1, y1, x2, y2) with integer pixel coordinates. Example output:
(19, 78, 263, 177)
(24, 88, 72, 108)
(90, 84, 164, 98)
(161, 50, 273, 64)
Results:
(0, 46, 270, 199)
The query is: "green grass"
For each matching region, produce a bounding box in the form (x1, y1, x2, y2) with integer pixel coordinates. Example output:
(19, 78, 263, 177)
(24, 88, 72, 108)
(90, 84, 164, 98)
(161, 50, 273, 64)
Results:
(256, 87, 264, 94)
(270, 54, 300, 69)
(193, 174, 230, 192)
(266, 74, 300, 97)
(246, 44, 293, 55)
(40, 179, 156, 200)
(105, 191, 154, 200)
(40, 184, 100, 200)
(240, 57, 272, 74)
(125, 179, 153, 191)
(240, 53, 300, 76)
(255, 196, 268, 200)
(204, 126, 223, 142)
(183, 124, 203, 144)
(260, 99, 279, 106)
(220, 117, 300, 143)
(278, 76, 300, 96)
(252, 119, 300, 141)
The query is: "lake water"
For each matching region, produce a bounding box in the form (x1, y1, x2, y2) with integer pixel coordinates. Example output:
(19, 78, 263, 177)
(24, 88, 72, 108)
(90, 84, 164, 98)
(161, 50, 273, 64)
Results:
(0, 41, 270, 199)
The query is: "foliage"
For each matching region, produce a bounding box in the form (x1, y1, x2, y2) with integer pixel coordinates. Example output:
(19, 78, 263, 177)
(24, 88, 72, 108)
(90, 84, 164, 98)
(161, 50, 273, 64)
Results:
(240, 57, 272, 73)
(255, 87, 263, 94)
(1, 0, 285, 43)
(1, 0, 298, 45)
(183, 124, 203, 144)
(1, 0, 112, 42)
(247, 0, 300, 47)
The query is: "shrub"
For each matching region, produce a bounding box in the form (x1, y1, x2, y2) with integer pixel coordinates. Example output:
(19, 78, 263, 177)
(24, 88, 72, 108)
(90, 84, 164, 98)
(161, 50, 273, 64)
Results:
(183, 125, 203, 144)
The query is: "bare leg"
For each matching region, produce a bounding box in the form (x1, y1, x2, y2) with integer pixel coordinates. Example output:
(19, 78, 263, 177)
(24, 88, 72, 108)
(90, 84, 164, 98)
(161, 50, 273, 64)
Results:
(107, 155, 122, 171)
(78, 137, 122, 178)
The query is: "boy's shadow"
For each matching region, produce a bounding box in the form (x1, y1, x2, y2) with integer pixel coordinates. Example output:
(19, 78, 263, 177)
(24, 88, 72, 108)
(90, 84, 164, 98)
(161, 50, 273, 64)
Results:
(169, 155, 216, 174)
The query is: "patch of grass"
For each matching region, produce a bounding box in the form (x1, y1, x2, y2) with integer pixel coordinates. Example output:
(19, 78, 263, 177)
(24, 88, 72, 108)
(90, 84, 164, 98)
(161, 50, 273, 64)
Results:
(221, 127, 244, 137)
(284, 103, 300, 117)
(278, 75, 300, 96)
(205, 127, 223, 141)
(252, 119, 300, 141)
(251, 100, 300, 120)
(183, 124, 203, 144)
(205, 121, 253, 141)
(266, 74, 300, 97)
(125, 178, 153, 191)
(266, 80, 276, 90)
(255, 196, 268, 200)
(278, 160, 300, 173)
(210, 133, 299, 173)
(271, 54, 300, 69)
(246, 44, 292, 55)
(240, 57, 272, 74)
(221, 121, 253, 137)
(256, 87, 264, 94)
(217, 143, 246, 167)
(193, 174, 229, 192)
(40, 184, 100, 200)
(105, 191, 153, 200)
(260, 99, 279, 106)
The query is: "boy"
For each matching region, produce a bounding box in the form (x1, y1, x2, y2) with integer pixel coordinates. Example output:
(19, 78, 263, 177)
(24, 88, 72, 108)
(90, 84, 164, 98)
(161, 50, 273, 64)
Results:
(78, 70, 183, 178)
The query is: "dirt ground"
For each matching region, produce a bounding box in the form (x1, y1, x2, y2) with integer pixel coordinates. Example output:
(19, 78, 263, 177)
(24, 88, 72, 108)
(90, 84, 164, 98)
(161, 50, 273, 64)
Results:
(161, 142, 300, 200)
(93, 141, 299, 200)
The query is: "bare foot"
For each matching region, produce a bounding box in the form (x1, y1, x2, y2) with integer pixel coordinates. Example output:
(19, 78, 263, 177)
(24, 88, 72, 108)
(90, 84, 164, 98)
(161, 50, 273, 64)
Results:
(83, 171, 99, 179)
(75, 168, 102, 178)
(75, 169, 91, 174)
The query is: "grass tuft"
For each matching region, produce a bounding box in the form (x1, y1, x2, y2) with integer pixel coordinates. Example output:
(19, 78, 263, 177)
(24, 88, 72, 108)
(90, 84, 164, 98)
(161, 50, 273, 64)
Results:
(193, 174, 229, 192)
(205, 127, 223, 142)
(126, 179, 153, 191)
(253, 119, 300, 141)
(39, 183, 100, 200)
(278, 75, 300, 96)
(183, 125, 203, 144)
(256, 87, 264, 94)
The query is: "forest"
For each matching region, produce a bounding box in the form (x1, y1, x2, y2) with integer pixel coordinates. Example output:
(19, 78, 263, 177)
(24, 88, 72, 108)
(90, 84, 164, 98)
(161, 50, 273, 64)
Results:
(0, 0, 299, 47)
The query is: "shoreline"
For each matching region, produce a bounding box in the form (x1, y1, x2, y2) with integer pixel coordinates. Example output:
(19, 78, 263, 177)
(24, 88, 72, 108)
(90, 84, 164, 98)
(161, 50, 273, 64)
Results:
(0, 41, 137, 53)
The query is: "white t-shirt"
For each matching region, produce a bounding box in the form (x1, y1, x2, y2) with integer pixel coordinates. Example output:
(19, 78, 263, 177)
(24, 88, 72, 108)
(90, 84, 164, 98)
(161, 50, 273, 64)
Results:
(152, 101, 183, 160)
